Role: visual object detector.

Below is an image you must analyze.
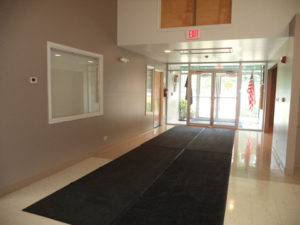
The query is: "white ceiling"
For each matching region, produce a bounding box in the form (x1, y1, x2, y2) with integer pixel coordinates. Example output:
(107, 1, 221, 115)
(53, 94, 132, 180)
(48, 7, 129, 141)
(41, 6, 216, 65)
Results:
(122, 37, 288, 63)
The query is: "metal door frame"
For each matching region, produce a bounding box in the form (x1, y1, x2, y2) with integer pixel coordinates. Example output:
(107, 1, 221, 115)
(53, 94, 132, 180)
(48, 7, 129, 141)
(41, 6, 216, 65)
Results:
(187, 69, 241, 129)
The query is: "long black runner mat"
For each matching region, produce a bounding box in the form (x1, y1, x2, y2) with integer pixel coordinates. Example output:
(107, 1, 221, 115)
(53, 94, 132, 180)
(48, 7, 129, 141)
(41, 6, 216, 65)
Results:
(113, 128, 235, 225)
(23, 146, 183, 225)
(142, 126, 204, 149)
(186, 128, 235, 154)
(24, 127, 235, 225)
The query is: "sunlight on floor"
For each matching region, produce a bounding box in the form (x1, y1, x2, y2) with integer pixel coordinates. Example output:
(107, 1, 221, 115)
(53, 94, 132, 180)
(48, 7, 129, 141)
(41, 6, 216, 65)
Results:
(225, 130, 300, 225)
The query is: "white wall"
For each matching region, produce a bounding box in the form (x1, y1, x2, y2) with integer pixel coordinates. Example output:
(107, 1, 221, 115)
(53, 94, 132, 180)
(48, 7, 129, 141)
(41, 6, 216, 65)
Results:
(267, 14, 300, 175)
(267, 37, 293, 172)
(118, 0, 300, 46)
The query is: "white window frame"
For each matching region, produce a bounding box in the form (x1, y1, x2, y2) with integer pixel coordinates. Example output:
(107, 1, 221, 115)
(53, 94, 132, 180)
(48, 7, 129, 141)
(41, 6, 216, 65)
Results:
(47, 41, 104, 124)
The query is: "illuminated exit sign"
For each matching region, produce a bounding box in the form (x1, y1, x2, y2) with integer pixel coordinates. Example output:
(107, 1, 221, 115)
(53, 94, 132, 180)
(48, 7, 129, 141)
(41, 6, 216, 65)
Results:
(187, 29, 200, 40)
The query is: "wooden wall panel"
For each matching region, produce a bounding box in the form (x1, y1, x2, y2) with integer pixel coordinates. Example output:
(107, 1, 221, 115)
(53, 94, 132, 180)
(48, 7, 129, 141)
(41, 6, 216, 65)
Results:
(161, 0, 194, 28)
(196, 0, 231, 26)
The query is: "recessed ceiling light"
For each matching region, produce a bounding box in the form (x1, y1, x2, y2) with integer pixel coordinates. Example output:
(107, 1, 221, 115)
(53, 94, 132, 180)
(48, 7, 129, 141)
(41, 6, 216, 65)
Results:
(88, 60, 94, 63)
(55, 54, 61, 57)
(164, 49, 172, 53)
(180, 50, 190, 54)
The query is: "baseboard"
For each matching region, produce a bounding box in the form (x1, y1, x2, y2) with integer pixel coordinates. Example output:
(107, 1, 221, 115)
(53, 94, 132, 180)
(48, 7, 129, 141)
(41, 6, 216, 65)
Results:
(0, 127, 161, 197)
(0, 151, 96, 197)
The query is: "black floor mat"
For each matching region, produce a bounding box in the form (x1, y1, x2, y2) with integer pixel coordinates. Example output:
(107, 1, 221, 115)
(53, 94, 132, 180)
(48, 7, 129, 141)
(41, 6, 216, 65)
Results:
(23, 146, 183, 225)
(23, 127, 234, 225)
(186, 128, 235, 154)
(142, 126, 204, 149)
(113, 129, 234, 225)
(113, 151, 232, 225)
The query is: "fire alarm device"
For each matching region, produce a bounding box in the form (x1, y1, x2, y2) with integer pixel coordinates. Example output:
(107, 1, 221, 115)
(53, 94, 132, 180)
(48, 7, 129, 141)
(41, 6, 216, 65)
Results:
(164, 88, 168, 97)
(281, 56, 287, 63)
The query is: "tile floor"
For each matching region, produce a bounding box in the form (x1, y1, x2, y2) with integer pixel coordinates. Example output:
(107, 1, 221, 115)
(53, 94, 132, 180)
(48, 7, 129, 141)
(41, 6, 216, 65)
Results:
(225, 130, 300, 225)
(0, 127, 300, 225)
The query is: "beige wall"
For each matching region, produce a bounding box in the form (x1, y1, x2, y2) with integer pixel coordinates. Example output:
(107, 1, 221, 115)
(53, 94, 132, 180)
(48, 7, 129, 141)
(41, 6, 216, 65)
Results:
(0, 0, 165, 191)
(267, 38, 294, 172)
(267, 14, 300, 174)
(288, 15, 300, 171)
(118, 0, 300, 46)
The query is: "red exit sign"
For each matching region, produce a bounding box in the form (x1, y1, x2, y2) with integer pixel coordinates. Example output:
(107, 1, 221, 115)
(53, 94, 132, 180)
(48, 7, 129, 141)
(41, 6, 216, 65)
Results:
(187, 29, 200, 40)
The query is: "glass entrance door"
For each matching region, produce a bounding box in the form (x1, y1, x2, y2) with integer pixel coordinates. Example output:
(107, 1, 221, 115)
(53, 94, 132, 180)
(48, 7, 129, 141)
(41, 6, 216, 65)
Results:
(187, 71, 239, 128)
(189, 72, 212, 125)
(213, 72, 238, 127)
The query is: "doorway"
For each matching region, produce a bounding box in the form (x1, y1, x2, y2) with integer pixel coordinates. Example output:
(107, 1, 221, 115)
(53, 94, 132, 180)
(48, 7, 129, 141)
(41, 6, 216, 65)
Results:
(265, 65, 277, 133)
(166, 63, 266, 130)
(187, 70, 239, 128)
(153, 71, 163, 128)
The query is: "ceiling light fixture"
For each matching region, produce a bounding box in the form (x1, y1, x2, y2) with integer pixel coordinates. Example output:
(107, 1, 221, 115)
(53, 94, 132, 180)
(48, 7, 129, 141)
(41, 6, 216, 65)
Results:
(174, 47, 233, 55)
(55, 54, 61, 57)
(88, 60, 94, 63)
(180, 50, 189, 54)
(164, 49, 172, 53)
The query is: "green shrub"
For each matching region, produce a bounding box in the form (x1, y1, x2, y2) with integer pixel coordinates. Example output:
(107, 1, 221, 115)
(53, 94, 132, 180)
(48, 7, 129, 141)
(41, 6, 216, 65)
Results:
(179, 99, 187, 120)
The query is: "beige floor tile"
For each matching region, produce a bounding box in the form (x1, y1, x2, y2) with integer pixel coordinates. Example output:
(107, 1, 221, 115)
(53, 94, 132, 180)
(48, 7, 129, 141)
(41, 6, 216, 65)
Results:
(1, 128, 300, 225)
(0, 157, 110, 225)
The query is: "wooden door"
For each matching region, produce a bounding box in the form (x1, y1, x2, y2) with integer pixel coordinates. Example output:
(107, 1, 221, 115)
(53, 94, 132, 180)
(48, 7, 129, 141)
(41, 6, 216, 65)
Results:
(265, 66, 277, 133)
(153, 72, 162, 127)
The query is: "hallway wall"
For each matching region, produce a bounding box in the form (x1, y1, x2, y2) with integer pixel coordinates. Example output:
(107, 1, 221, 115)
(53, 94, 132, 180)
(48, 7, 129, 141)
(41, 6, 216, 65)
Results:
(0, 0, 164, 192)
(267, 38, 294, 172)
(267, 14, 300, 174)
(289, 15, 300, 171)
(118, 0, 300, 46)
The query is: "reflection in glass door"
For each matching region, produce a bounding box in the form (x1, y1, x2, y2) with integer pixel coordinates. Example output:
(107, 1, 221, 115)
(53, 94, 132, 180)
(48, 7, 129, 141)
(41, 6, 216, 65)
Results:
(189, 73, 212, 125)
(188, 71, 239, 128)
(213, 72, 238, 126)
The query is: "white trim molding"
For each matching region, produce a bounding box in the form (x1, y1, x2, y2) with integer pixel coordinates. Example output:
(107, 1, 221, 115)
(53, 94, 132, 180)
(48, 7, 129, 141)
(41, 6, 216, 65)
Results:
(47, 41, 104, 124)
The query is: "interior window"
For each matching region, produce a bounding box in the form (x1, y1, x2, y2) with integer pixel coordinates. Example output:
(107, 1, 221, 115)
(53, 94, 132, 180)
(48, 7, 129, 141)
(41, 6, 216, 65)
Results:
(47, 42, 103, 124)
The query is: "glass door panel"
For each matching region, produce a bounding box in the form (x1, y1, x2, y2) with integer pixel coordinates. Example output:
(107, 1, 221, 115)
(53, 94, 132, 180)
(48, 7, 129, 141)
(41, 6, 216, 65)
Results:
(238, 65, 264, 130)
(189, 73, 212, 125)
(213, 72, 238, 126)
(167, 71, 188, 124)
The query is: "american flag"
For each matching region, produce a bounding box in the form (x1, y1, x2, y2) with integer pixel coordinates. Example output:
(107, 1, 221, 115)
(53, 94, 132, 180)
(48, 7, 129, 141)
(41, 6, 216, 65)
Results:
(247, 74, 256, 111)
